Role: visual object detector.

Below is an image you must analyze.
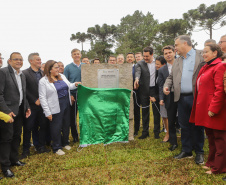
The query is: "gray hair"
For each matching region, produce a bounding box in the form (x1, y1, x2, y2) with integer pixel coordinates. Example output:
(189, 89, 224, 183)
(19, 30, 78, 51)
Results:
(28, 53, 39, 61)
(117, 54, 124, 59)
(221, 34, 226, 39)
(175, 35, 192, 46)
(204, 39, 216, 45)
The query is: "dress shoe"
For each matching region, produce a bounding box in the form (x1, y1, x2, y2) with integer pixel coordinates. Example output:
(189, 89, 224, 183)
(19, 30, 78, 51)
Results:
(154, 134, 160, 139)
(174, 151, 192, 159)
(222, 177, 226, 181)
(64, 145, 71, 150)
(20, 150, 30, 160)
(11, 161, 25, 167)
(138, 134, 149, 139)
(55, 149, 65, 155)
(38, 147, 51, 154)
(195, 153, 204, 165)
(169, 144, 178, 151)
(3, 169, 14, 178)
(134, 131, 138, 136)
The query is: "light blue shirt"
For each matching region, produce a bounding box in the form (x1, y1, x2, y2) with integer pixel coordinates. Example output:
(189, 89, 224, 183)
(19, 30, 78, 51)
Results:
(180, 48, 196, 93)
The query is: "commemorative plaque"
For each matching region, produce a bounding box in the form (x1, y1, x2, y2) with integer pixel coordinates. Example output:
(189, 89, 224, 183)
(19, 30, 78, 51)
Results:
(81, 63, 134, 140)
(98, 69, 119, 88)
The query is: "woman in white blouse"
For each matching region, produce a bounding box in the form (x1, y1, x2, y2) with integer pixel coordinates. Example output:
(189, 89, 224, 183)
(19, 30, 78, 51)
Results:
(39, 60, 80, 155)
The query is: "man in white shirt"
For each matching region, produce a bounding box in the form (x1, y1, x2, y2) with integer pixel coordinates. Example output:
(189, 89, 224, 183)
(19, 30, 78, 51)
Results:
(134, 47, 160, 139)
(0, 52, 31, 178)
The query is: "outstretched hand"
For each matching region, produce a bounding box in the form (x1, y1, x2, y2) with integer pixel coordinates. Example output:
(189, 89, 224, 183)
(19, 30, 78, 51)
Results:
(163, 87, 170, 95)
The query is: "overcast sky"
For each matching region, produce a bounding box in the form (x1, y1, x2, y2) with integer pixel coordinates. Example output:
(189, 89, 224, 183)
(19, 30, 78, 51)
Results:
(0, 0, 225, 69)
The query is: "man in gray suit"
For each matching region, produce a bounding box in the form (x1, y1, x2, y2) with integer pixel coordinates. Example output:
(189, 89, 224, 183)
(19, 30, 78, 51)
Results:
(164, 35, 205, 164)
(0, 52, 31, 178)
(134, 46, 160, 139)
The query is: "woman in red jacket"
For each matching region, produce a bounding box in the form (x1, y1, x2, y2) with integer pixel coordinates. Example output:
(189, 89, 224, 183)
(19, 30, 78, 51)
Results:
(190, 44, 226, 174)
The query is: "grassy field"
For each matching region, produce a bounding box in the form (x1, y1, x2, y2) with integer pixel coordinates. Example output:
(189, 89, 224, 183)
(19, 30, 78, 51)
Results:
(0, 113, 225, 184)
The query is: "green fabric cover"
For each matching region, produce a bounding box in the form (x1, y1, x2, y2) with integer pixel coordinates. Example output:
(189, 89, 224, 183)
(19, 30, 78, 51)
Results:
(77, 85, 131, 147)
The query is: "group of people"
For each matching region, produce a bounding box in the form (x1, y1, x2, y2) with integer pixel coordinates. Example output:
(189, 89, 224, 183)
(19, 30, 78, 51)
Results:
(133, 35, 226, 179)
(0, 34, 226, 180)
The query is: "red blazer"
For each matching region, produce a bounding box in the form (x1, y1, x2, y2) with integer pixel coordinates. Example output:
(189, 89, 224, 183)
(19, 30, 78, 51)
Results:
(190, 58, 226, 130)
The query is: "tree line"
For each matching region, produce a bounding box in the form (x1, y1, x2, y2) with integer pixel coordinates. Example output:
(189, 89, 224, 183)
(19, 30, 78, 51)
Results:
(70, 1, 226, 62)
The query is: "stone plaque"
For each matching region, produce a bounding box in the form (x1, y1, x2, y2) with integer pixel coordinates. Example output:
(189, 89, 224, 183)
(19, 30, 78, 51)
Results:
(81, 64, 134, 140)
(98, 69, 119, 88)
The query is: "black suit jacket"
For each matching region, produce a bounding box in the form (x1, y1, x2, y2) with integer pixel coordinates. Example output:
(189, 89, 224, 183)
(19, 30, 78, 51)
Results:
(0, 65, 29, 115)
(135, 60, 158, 102)
(23, 67, 43, 109)
(158, 65, 172, 109)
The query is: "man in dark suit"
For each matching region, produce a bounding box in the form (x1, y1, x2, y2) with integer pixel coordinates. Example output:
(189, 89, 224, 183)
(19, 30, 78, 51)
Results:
(126, 52, 140, 136)
(21, 53, 50, 159)
(158, 45, 178, 151)
(0, 53, 3, 68)
(0, 52, 31, 178)
(134, 47, 160, 139)
(164, 35, 205, 164)
(0, 52, 3, 180)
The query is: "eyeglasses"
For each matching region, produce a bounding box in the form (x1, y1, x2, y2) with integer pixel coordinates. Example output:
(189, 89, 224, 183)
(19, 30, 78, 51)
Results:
(219, 41, 226, 44)
(12, 58, 23, 61)
(0, 57, 4, 60)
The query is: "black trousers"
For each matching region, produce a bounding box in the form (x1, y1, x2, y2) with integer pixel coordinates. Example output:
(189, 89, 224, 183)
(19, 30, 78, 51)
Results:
(0, 106, 23, 171)
(133, 89, 140, 133)
(166, 93, 178, 145)
(140, 87, 160, 136)
(23, 106, 48, 152)
(70, 94, 79, 141)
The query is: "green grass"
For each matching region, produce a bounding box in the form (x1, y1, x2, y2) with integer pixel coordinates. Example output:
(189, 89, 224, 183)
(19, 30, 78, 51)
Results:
(0, 111, 225, 184)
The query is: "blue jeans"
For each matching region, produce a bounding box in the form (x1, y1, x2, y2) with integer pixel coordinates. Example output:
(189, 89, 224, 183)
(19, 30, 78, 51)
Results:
(50, 96, 70, 152)
(178, 94, 204, 154)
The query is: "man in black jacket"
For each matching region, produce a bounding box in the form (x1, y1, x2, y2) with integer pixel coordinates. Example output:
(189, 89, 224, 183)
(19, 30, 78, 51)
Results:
(158, 45, 178, 151)
(134, 47, 160, 139)
(0, 52, 31, 178)
(22, 53, 50, 158)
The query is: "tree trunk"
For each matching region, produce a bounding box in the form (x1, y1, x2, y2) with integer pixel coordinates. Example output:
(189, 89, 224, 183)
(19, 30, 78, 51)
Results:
(210, 25, 212, 39)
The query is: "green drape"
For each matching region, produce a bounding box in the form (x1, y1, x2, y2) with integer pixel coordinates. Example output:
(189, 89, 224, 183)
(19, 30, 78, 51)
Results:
(77, 85, 131, 147)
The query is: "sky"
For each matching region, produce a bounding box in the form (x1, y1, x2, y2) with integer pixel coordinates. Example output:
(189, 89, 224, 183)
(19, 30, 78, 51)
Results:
(0, 0, 225, 69)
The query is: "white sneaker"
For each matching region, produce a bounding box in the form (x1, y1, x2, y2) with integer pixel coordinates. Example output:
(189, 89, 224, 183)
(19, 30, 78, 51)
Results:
(56, 149, 65, 155)
(64, 145, 71, 150)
